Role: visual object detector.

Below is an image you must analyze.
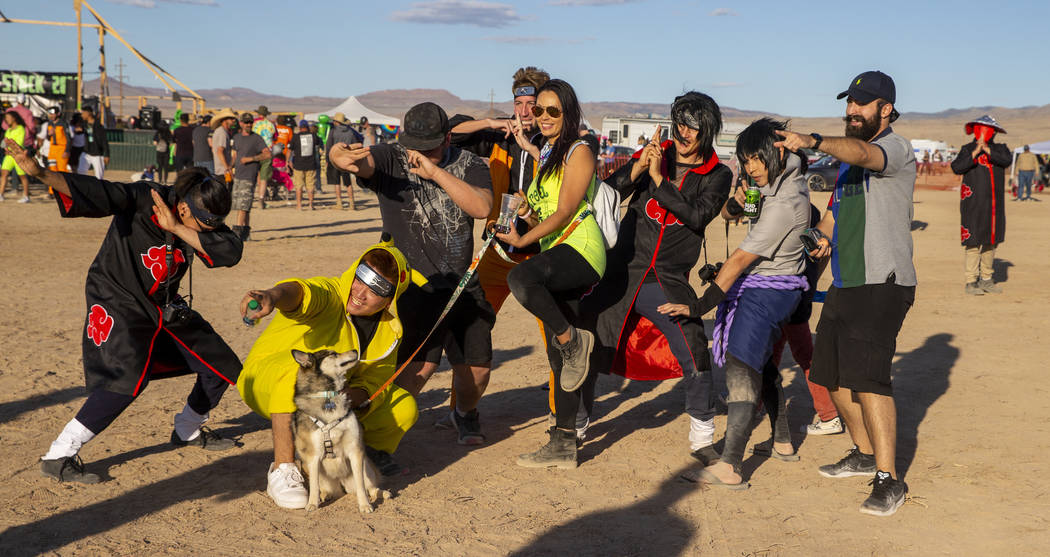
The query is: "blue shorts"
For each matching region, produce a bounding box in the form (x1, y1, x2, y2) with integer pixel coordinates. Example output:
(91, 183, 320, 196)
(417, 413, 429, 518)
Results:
(726, 287, 802, 371)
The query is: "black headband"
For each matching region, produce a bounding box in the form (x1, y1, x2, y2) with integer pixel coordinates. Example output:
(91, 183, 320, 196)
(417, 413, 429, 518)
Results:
(355, 261, 395, 298)
(513, 86, 536, 97)
(184, 181, 225, 228)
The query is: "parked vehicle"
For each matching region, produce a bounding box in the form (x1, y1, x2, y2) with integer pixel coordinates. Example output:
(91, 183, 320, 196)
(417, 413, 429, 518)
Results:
(803, 155, 841, 191)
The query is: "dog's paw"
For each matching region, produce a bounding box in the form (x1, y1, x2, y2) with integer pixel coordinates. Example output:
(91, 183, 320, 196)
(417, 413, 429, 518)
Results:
(358, 503, 375, 514)
(305, 503, 318, 513)
(378, 489, 391, 501)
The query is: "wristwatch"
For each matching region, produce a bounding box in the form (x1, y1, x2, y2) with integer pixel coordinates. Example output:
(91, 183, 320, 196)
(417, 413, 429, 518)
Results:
(810, 133, 823, 150)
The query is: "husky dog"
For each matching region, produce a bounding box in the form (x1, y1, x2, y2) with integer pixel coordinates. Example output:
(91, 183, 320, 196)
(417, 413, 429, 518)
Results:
(291, 349, 389, 513)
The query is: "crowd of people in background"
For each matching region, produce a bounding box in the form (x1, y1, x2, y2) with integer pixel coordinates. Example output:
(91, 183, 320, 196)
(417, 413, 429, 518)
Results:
(0, 64, 1044, 522)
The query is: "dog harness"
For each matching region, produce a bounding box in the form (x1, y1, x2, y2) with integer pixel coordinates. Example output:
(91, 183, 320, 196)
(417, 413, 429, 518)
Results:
(303, 390, 349, 459)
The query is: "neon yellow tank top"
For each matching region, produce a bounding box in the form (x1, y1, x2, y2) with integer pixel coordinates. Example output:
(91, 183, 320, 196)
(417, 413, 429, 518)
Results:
(525, 143, 606, 277)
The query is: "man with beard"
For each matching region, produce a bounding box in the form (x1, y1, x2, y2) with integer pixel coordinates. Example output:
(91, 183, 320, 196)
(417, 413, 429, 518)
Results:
(774, 71, 916, 516)
(584, 92, 731, 461)
(952, 116, 1010, 295)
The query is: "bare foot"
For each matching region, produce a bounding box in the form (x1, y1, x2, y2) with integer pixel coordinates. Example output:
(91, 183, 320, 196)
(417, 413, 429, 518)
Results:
(773, 441, 795, 456)
(704, 461, 742, 484)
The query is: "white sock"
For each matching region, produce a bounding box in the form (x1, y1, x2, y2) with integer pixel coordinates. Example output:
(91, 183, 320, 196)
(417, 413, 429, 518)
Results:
(688, 416, 715, 451)
(43, 419, 95, 460)
(174, 404, 208, 442)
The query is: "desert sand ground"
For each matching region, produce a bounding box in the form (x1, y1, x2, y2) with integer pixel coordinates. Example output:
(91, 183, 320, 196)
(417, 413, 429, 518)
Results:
(0, 171, 1047, 556)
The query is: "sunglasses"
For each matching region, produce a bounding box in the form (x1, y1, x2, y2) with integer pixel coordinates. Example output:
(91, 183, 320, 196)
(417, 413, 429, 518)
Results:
(530, 105, 562, 119)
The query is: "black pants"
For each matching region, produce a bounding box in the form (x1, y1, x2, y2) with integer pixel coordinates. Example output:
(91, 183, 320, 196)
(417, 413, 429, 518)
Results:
(155, 151, 169, 183)
(75, 340, 231, 435)
(720, 354, 790, 473)
(507, 244, 600, 431)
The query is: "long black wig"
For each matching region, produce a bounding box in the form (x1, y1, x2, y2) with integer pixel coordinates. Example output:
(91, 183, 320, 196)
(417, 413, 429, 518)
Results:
(670, 91, 722, 156)
(735, 117, 807, 181)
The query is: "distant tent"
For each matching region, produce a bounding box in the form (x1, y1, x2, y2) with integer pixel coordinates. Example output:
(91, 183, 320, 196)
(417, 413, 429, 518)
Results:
(1011, 140, 1050, 173)
(304, 96, 400, 126)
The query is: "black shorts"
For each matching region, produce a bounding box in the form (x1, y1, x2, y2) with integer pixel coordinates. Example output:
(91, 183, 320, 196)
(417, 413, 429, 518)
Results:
(810, 280, 914, 396)
(397, 285, 495, 367)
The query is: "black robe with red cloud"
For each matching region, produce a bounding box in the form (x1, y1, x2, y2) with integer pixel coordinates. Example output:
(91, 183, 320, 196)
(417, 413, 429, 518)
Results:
(952, 140, 1011, 247)
(582, 142, 731, 380)
(55, 173, 244, 396)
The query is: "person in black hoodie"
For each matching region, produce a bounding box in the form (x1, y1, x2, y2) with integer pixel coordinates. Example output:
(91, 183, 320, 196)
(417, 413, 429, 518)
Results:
(951, 115, 1011, 295)
(77, 106, 109, 179)
(582, 92, 731, 462)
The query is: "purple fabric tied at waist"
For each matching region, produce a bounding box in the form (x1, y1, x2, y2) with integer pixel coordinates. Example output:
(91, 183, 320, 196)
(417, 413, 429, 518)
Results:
(711, 274, 810, 368)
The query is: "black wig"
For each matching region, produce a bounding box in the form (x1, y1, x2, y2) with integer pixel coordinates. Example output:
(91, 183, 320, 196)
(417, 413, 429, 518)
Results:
(735, 117, 805, 181)
(174, 167, 232, 217)
(535, 79, 586, 184)
(670, 92, 722, 156)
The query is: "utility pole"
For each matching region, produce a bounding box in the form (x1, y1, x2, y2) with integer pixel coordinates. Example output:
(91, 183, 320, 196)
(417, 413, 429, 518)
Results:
(75, 0, 83, 110)
(116, 57, 126, 119)
(489, 89, 494, 114)
(98, 26, 107, 115)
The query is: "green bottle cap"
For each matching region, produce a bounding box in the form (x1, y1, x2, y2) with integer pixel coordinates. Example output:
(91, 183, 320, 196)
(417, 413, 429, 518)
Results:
(248, 299, 260, 310)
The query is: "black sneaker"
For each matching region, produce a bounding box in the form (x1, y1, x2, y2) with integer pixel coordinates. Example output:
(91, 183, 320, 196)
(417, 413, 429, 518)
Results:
(450, 409, 485, 446)
(818, 447, 876, 478)
(40, 455, 100, 484)
(365, 446, 403, 477)
(170, 426, 236, 451)
(860, 471, 907, 516)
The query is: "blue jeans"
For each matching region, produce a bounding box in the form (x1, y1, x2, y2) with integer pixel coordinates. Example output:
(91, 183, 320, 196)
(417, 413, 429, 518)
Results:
(1017, 170, 1033, 200)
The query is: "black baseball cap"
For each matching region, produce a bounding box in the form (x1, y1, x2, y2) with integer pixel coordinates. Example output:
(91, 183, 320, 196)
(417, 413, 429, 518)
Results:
(837, 70, 899, 121)
(399, 102, 449, 151)
(239, 112, 254, 123)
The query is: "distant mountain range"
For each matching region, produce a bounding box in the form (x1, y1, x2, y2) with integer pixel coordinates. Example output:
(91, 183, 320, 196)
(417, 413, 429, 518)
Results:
(84, 79, 1049, 147)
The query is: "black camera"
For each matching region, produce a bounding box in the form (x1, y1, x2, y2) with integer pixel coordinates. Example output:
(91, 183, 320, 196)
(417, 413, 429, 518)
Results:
(800, 227, 827, 253)
(162, 296, 193, 325)
(697, 262, 723, 283)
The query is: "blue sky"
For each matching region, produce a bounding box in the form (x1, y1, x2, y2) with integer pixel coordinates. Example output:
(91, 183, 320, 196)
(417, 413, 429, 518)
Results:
(1, 0, 1044, 116)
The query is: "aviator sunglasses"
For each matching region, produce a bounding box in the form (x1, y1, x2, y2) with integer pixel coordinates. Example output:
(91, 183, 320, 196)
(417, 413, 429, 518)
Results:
(530, 105, 562, 119)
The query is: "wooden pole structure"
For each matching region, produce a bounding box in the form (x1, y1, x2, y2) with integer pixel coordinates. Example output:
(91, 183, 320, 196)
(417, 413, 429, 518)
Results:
(98, 26, 107, 113)
(75, 0, 82, 110)
(116, 57, 125, 119)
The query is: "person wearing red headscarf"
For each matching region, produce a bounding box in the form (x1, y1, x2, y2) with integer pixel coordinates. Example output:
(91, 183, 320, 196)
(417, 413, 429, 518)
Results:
(951, 115, 1011, 295)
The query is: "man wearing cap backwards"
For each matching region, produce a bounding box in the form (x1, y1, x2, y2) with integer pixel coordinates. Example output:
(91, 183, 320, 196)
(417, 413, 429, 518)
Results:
(330, 102, 496, 447)
(446, 66, 561, 427)
(325, 112, 364, 210)
(774, 71, 917, 517)
(210, 109, 237, 180)
(289, 119, 321, 210)
(230, 112, 272, 241)
(251, 106, 277, 208)
(952, 115, 1011, 295)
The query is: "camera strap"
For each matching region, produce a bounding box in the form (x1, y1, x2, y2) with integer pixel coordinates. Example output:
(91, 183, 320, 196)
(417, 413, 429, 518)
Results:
(162, 231, 193, 310)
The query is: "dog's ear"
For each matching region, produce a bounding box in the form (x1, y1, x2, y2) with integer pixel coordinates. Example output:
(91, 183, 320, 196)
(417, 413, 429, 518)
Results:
(291, 349, 314, 368)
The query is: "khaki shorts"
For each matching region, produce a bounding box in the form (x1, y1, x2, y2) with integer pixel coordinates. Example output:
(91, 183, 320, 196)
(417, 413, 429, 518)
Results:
(292, 168, 317, 191)
(231, 178, 255, 211)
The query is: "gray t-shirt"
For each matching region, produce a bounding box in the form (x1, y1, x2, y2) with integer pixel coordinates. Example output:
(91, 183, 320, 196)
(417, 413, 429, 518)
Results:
(212, 125, 232, 174)
(739, 154, 811, 277)
(232, 131, 267, 182)
(192, 124, 212, 163)
(829, 128, 917, 288)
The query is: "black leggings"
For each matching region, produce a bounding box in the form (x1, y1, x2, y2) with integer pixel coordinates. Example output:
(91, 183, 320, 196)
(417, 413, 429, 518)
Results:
(721, 353, 791, 473)
(75, 342, 232, 435)
(155, 151, 170, 183)
(507, 244, 600, 430)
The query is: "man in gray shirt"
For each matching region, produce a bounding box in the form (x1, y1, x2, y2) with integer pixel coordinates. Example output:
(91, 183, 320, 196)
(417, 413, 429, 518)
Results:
(662, 118, 810, 491)
(775, 70, 916, 517)
(229, 112, 271, 241)
(210, 109, 237, 178)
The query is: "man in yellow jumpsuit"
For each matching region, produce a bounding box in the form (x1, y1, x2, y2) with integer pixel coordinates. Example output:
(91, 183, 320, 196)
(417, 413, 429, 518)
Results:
(237, 237, 425, 509)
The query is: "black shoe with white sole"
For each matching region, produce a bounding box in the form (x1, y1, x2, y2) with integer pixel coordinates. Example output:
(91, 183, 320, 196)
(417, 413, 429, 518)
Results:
(170, 426, 236, 451)
(818, 447, 876, 478)
(860, 471, 907, 516)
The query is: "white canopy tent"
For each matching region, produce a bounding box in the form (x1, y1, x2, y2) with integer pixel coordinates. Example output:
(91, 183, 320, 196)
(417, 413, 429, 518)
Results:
(1011, 139, 1050, 176)
(304, 96, 400, 126)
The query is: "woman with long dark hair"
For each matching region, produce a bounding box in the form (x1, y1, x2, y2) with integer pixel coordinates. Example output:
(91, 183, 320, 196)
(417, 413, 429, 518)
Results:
(496, 79, 605, 469)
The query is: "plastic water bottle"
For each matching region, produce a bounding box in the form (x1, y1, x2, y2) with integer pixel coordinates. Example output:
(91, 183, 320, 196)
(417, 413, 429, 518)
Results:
(243, 299, 260, 327)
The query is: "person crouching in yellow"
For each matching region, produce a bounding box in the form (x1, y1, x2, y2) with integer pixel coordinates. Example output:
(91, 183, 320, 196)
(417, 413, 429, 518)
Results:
(237, 237, 425, 509)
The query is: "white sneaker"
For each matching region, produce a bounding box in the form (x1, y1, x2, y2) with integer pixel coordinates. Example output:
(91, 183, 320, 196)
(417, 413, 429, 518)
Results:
(804, 416, 845, 436)
(0, 193, 5, 202)
(18, 196, 30, 204)
(267, 462, 308, 509)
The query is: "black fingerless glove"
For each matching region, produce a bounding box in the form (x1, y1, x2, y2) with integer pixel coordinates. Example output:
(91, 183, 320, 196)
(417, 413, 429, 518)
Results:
(726, 197, 744, 217)
(690, 283, 726, 317)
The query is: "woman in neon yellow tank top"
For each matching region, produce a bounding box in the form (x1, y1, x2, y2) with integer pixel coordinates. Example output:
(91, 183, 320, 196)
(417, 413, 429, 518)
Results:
(496, 79, 604, 469)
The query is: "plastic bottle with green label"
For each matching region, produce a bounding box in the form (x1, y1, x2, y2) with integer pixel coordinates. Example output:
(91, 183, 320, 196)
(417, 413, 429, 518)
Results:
(244, 299, 260, 327)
